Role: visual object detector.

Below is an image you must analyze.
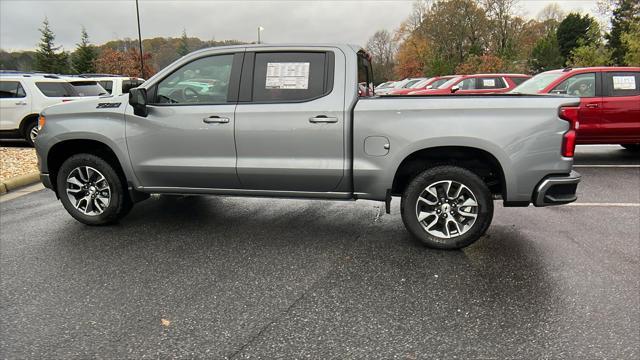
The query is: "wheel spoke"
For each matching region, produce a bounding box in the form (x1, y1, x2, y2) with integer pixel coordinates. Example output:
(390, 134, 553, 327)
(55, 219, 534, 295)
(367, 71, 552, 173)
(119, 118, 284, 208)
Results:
(67, 176, 84, 188)
(461, 198, 478, 207)
(458, 208, 477, 219)
(417, 210, 436, 222)
(418, 196, 437, 206)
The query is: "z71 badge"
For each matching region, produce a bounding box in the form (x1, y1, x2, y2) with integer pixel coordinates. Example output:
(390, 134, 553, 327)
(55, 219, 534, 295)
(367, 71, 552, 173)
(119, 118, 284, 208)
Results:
(96, 103, 122, 109)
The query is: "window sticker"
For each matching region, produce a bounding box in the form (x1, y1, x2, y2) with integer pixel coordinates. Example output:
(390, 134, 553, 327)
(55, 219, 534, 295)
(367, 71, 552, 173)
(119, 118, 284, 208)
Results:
(612, 76, 636, 90)
(265, 62, 309, 89)
(482, 78, 495, 87)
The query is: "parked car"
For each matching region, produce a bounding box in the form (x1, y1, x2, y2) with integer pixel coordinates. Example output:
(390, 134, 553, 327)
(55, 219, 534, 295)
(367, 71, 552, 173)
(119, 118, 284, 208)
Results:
(511, 67, 640, 150)
(387, 76, 456, 95)
(0, 74, 80, 145)
(83, 76, 145, 96)
(410, 74, 531, 95)
(35, 44, 580, 250)
(65, 79, 109, 97)
(376, 78, 426, 95)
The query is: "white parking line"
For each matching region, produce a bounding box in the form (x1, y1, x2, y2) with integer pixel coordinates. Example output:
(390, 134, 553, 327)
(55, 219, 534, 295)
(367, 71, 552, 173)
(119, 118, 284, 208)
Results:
(568, 203, 640, 207)
(573, 165, 640, 168)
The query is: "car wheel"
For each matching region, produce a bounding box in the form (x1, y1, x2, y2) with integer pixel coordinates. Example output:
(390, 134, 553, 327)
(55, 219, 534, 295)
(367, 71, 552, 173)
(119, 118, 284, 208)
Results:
(24, 120, 38, 146)
(56, 154, 132, 225)
(400, 166, 494, 250)
(621, 144, 640, 151)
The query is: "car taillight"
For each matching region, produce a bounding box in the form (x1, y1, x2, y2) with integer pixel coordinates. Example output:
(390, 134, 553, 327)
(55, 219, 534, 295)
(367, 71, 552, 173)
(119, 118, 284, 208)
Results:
(559, 106, 580, 157)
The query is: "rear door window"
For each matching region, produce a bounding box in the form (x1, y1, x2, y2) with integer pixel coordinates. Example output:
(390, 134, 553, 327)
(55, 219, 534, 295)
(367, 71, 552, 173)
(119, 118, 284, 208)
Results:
(0, 81, 26, 98)
(35, 82, 78, 97)
(477, 77, 506, 89)
(250, 52, 332, 102)
(603, 72, 640, 97)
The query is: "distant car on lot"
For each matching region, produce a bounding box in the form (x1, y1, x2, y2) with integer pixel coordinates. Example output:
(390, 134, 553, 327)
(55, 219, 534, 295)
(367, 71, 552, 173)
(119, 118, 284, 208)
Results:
(77, 75, 145, 96)
(0, 74, 80, 145)
(511, 67, 640, 150)
(387, 76, 456, 95)
(376, 78, 426, 95)
(410, 74, 531, 95)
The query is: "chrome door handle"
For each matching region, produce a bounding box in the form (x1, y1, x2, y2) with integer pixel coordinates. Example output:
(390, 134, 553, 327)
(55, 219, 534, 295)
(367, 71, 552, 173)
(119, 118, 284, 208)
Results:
(585, 103, 600, 109)
(203, 116, 230, 124)
(309, 116, 338, 123)
(15, 101, 27, 106)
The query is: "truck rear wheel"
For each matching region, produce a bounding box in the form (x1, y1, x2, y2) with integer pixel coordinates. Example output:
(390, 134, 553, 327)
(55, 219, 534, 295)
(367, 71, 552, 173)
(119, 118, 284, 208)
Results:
(400, 166, 493, 249)
(56, 154, 132, 225)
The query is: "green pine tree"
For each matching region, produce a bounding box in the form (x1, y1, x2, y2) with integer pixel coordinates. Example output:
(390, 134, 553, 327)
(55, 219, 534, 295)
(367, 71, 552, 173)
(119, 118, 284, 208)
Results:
(606, 0, 640, 65)
(34, 17, 68, 73)
(72, 27, 97, 74)
(529, 32, 565, 73)
(556, 13, 599, 63)
(177, 29, 190, 57)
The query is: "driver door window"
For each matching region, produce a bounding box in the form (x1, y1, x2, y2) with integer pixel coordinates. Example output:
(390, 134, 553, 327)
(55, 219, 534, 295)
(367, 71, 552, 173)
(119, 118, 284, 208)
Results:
(155, 54, 234, 104)
(551, 73, 596, 97)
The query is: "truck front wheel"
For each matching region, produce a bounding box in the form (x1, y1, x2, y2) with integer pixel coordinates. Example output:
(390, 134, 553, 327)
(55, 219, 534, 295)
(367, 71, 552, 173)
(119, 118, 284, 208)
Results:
(56, 154, 132, 225)
(400, 166, 493, 249)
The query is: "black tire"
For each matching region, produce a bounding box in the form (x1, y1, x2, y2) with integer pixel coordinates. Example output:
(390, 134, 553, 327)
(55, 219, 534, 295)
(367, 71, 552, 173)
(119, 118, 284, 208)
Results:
(621, 144, 640, 151)
(23, 120, 38, 146)
(400, 166, 494, 250)
(56, 154, 132, 225)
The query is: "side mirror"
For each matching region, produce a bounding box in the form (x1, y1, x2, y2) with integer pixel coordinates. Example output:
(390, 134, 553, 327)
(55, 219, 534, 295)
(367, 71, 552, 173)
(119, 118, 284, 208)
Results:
(450, 85, 460, 93)
(129, 88, 148, 117)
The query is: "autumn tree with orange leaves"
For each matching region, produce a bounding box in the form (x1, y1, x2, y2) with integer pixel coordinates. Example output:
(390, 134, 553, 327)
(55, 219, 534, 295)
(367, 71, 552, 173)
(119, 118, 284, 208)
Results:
(93, 48, 155, 78)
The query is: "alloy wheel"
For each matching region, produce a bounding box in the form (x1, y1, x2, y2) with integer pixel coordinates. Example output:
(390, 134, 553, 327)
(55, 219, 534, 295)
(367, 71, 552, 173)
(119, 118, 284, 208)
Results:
(65, 166, 111, 216)
(415, 180, 478, 239)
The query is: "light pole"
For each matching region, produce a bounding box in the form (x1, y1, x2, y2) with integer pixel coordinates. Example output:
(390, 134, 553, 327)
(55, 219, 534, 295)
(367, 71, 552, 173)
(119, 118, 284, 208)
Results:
(257, 26, 264, 44)
(135, 0, 144, 77)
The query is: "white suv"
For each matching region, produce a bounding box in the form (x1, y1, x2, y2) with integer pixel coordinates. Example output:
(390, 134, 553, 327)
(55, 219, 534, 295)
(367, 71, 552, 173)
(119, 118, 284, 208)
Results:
(79, 75, 145, 96)
(0, 74, 80, 145)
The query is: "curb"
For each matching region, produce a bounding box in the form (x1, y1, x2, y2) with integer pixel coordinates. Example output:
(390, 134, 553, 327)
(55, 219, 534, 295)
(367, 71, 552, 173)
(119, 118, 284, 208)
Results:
(0, 172, 41, 194)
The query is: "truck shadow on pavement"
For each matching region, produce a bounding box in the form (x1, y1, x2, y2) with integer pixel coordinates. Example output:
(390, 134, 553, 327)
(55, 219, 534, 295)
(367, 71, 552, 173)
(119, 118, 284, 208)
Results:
(49, 195, 556, 355)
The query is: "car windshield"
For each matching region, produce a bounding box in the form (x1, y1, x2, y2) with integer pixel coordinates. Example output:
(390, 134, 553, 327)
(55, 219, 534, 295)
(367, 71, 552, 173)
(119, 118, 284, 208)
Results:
(402, 79, 422, 88)
(437, 77, 461, 89)
(511, 72, 564, 94)
(68, 81, 108, 96)
(429, 78, 451, 88)
(410, 78, 431, 88)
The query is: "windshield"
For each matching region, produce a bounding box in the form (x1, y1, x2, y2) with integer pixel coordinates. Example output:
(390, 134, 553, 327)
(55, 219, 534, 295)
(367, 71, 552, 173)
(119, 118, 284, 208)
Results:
(437, 77, 461, 89)
(410, 78, 431, 88)
(430, 78, 452, 88)
(402, 79, 422, 88)
(68, 81, 108, 96)
(511, 72, 564, 94)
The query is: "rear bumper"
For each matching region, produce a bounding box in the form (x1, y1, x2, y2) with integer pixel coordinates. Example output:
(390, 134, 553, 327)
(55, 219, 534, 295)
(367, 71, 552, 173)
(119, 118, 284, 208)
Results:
(533, 170, 581, 207)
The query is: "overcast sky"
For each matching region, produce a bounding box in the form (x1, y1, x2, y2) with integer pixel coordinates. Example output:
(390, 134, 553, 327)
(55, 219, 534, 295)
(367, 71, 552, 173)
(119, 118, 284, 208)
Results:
(0, 0, 600, 51)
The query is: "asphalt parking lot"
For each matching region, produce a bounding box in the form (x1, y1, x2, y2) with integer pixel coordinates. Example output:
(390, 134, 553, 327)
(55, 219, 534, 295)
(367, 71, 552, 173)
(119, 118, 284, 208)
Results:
(1, 145, 638, 359)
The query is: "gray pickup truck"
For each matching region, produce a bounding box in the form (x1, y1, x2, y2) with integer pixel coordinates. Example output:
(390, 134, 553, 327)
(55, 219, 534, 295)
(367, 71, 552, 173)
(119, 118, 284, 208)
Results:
(34, 44, 581, 249)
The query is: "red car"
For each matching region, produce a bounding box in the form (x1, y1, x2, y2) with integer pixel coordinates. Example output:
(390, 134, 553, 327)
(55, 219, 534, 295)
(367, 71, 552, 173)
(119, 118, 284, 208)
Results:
(410, 74, 531, 95)
(511, 67, 640, 150)
(387, 76, 456, 95)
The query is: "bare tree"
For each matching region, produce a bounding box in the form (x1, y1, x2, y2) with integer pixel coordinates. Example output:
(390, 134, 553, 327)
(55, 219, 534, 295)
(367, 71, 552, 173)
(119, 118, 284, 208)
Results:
(537, 2, 565, 22)
(366, 30, 398, 83)
(483, 0, 520, 57)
